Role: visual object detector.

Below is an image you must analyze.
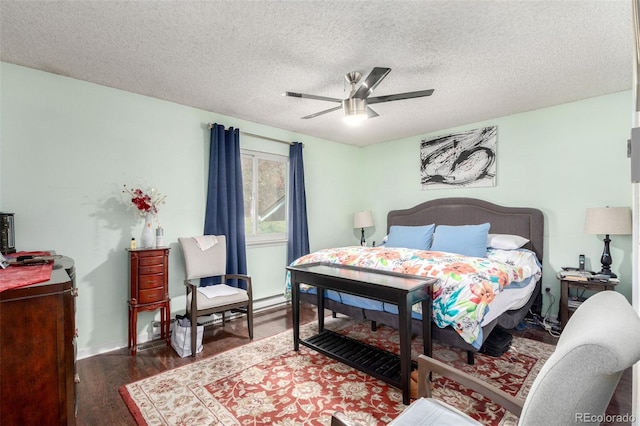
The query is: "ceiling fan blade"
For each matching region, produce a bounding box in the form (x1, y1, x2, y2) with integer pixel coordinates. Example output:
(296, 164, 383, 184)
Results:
(367, 106, 379, 118)
(353, 67, 392, 99)
(283, 91, 342, 103)
(367, 89, 434, 105)
(301, 105, 342, 119)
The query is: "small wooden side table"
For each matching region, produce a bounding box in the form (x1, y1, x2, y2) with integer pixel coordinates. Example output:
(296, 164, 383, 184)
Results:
(127, 247, 171, 355)
(559, 275, 616, 329)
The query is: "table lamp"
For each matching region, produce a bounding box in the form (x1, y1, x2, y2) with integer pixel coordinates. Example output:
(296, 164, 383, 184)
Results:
(584, 206, 632, 278)
(353, 211, 374, 246)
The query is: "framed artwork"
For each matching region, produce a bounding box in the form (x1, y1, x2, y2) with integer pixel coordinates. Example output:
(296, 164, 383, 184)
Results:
(420, 126, 497, 190)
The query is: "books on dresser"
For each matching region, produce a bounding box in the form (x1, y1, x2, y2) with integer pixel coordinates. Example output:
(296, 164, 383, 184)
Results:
(558, 270, 619, 284)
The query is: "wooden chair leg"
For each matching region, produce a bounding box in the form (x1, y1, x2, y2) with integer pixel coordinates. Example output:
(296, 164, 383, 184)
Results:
(247, 303, 254, 340)
(190, 310, 197, 357)
(190, 287, 198, 357)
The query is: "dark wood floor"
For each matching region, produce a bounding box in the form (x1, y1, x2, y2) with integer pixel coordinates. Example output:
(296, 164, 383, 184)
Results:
(76, 304, 632, 425)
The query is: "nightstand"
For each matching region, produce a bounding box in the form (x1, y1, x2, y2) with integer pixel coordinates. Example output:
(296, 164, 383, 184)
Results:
(559, 274, 617, 329)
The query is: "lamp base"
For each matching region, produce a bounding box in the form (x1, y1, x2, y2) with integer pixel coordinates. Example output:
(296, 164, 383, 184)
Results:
(599, 234, 616, 278)
(597, 269, 617, 279)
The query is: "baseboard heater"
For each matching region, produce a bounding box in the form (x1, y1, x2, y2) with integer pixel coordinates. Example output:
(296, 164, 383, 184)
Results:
(149, 294, 289, 339)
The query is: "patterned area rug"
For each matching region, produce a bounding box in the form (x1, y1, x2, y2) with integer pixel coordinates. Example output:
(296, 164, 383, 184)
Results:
(120, 317, 554, 425)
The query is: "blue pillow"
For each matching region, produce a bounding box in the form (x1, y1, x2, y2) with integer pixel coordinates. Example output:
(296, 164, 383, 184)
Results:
(385, 224, 435, 250)
(430, 223, 491, 258)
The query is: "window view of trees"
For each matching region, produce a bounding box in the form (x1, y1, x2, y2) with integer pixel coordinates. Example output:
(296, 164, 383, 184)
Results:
(241, 151, 287, 242)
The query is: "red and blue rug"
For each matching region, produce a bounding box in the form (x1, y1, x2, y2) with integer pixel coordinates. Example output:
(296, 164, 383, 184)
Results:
(120, 317, 553, 425)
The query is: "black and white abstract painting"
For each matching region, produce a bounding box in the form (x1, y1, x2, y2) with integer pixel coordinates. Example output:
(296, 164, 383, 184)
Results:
(420, 126, 497, 190)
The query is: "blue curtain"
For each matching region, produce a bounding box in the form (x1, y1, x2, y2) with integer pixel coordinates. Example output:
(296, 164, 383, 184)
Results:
(287, 142, 310, 265)
(204, 124, 248, 288)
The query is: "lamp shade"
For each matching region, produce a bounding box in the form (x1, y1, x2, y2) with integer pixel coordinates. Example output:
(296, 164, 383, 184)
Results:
(353, 211, 374, 229)
(584, 207, 632, 235)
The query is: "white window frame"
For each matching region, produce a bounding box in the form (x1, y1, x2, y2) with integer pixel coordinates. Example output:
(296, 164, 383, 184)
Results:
(242, 149, 288, 246)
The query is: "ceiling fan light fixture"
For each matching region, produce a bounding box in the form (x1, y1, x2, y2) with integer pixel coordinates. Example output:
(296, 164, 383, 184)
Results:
(342, 98, 368, 125)
(285, 67, 433, 121)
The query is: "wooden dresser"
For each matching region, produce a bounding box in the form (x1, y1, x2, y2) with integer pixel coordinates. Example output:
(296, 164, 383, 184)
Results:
(0, 256, 77, 425)
(127, 247, 170, 355)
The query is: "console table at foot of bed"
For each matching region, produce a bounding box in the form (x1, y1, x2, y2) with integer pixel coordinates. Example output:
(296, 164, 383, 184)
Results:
(288, 262, 434, 405)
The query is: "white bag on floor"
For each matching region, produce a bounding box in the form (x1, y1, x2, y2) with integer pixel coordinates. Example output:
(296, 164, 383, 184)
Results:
(171, 315, 204, 357)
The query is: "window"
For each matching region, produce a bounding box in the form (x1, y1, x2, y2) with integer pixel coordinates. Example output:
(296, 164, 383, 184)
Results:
(241, 150, 288, 244)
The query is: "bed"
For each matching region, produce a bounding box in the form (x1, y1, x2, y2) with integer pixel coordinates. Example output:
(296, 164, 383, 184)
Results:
(286, 197, 544, 364)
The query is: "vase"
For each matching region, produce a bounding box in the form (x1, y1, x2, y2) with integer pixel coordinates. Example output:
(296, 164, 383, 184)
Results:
(141, 213, 155, 248)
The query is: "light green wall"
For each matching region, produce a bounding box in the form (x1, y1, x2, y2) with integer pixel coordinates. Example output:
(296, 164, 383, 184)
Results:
(1, 62, 633, 357)
(361, 91, 633, 314)
(0, 63, 361, 357)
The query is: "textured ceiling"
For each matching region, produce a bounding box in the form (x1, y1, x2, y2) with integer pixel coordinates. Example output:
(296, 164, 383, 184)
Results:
(0, 1, 633, 146)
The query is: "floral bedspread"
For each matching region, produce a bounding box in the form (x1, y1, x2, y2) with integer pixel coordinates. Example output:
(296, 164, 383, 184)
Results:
(285, 246, 540, 348)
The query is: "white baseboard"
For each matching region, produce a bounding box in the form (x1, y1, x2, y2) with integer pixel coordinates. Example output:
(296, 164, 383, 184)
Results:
(77, 294, 289, 360)
(149, 294, 289, 337)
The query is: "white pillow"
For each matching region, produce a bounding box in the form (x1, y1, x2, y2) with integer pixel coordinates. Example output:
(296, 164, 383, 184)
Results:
(486, 248, 541, 279)
(486, 234, 529, 250)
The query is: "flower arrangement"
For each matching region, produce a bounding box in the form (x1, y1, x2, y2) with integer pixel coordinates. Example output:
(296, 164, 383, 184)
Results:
(123, 184, 166, 217)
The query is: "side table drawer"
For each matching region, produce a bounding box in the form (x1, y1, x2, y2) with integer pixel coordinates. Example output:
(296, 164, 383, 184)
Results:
(139, 287, 165, 303)
(139, 264, 164, 275)
(139, 255, 164, 266)
(570, 282, 613, 292)
(139, 274, 164, 289)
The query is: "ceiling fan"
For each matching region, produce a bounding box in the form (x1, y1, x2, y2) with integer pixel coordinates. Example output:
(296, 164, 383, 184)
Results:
(284, 67, 434, 124)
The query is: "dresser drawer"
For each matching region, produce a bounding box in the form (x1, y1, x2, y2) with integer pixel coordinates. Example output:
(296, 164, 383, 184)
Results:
(139, 264, 164, 275)
(139, 274, 164, 289)
(138, 287, 165, 304)
(139, 255, 164, 266)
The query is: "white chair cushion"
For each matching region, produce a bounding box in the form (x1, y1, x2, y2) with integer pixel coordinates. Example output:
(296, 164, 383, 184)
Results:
(198, 284, 239, 298)
(389, 398, 481, 426)
(187, 285, 249, 311)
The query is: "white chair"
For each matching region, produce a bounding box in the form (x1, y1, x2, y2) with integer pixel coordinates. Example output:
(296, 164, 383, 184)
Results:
(332, 290, 640, 426)
(178, 235, 253, 357)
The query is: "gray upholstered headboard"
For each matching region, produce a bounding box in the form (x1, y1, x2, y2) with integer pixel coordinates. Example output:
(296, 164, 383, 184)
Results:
(387, 197, 544, 262)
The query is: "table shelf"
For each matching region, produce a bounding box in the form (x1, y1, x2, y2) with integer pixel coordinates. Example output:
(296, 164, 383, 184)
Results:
(303, 329, 415, 386)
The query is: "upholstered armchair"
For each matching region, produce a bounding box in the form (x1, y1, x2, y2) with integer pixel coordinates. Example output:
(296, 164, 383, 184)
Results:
(332, 290, 640, 425)
(178, 235, 253, 357)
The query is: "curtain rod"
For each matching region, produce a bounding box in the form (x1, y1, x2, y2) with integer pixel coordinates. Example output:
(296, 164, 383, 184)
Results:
(207, 123, 293, 146)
